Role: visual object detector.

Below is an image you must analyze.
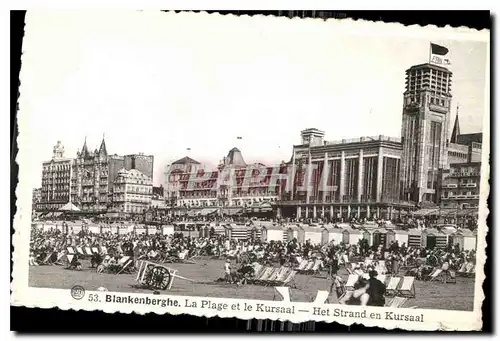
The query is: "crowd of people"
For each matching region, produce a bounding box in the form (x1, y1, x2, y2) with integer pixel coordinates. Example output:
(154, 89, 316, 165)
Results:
(30, 223, 477, 279)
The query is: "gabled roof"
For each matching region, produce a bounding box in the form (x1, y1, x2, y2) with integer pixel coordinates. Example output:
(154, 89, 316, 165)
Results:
(172, 156, 200, 165)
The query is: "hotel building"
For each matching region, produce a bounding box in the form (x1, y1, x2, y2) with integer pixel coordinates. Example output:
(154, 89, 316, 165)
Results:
(278, 62, 483, 220)
(39, 141, 73, 211)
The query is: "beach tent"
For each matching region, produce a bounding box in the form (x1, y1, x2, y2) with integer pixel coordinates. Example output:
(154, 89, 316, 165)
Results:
(386, 229, 409, 247)
(341, 227, 363, 245)
(451, 229, 476, 251)
(261, 225, 286, 242)
(162, 225, 175, 236)
(321, 225, 343, 245)
(300, 226, 323, 245)
(407, 228, 422, 247)
(226, 224, 248, 240)
(286, 225, 302, 242)
(422, 228, 448, 249)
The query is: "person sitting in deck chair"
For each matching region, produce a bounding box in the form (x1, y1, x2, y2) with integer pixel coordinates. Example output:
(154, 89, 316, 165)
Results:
(366, 270, 386, 307)
(339, 277, 370, 306)
(329, 275, 345, 301)
(91, 252, 103, 268)
(68, 254, 82, 271)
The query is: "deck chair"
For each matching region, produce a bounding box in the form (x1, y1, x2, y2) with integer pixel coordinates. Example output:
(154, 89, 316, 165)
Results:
(116, 256, 133, 274)
(274, 268, 292, 286)
(428, 268, 443, 282)
(260, 267, 279, 285)
(252, 263, 264, 280)
(85, 247, 93, 256)
(254, 267, 273, 285)
(76, 247, 85, 256)
(100, 246, 108, 255)
(274, 286, 291, 302)
(39, 252, 54, 265)
(385, 277, 402, 296)
(376, 274, 387, 285)
(295, 260, 308, 271)
(386, 296, 408, 308)
(91, 247, 100, 254)
(314, 290, 330, 304)
(282, 270, 297, 288)
(344, 274, 359, 291)
(66, 247, 75, 254)
(266, 267, 282, 285)
(398, 276, 416, 298)
(300, 261, 315, 274)
(309, 259, 323, 275)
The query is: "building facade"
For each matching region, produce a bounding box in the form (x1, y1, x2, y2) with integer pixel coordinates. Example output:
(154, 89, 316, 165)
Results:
(70, 138, 124, 212)
(279, 62, 483, 221)
(112, 169, 153, 214)
(165, 148, 287, 211)
(440, 162, 481, 209)
(32, 188, 42, 212)
(278, 130, 409, 220)
(39, 141, 73, 211)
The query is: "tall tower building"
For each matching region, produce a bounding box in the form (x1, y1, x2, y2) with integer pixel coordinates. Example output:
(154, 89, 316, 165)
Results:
(400, 63, 453, 204)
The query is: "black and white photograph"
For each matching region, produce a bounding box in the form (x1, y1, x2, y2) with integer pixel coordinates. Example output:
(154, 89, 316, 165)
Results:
(11, 10, 490, 331)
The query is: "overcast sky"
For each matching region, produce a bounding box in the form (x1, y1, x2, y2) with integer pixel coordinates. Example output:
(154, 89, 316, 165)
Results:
(19, 11, 489, 188)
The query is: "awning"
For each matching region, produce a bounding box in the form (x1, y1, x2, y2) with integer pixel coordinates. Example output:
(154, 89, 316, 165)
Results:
(412, 208, 439, 217)
(59, 202, 81, 211)
(200, 208, 218, 216)
(222, 208, 243, 215)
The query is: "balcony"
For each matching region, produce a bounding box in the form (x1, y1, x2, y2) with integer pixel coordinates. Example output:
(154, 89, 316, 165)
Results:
(443, 184, 457, 188)
(462, 183, 477, 188)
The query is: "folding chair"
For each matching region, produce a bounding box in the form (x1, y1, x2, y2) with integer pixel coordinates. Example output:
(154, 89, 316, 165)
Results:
(300, 261, 315, 274)
(428, 268, 443, 282)
(398, 276, 416, 298)
(266, 267, 282, 285)
(376, 274, 387, 285)
(309, 259, 323, 275)
(385, 277, 402, 297)
(254, 267, 273, 285)
(282, 270, 297, 288)
(344, 274, 359, 291)
(274, 267, 292, 286)
(294, 260, 308, 272)
(386, 296, 408, 308)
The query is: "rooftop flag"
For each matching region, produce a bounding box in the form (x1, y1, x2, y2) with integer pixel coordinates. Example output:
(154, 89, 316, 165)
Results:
(429, 43, 451, 65)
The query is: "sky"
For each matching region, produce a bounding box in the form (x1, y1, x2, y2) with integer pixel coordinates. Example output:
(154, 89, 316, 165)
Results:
(19, 11, 489, 188)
